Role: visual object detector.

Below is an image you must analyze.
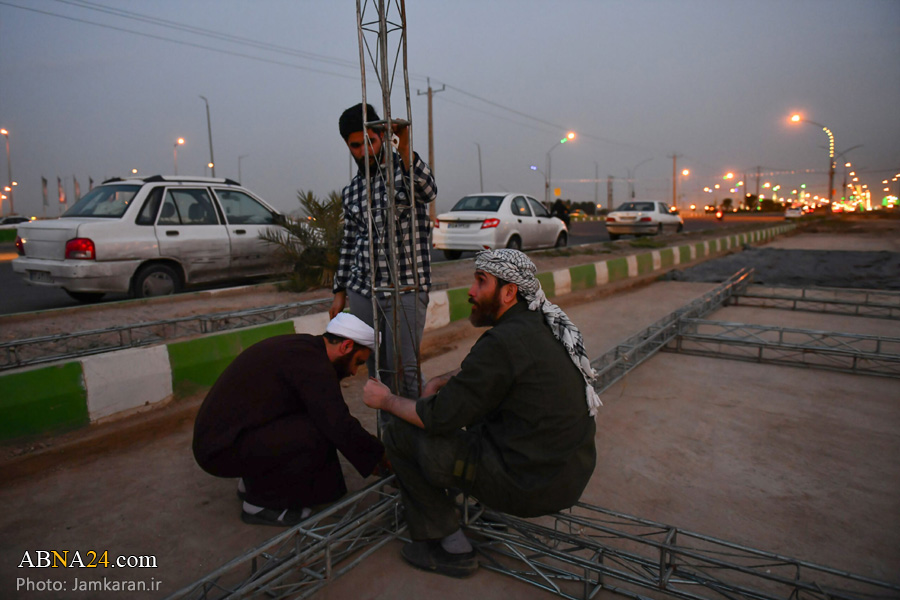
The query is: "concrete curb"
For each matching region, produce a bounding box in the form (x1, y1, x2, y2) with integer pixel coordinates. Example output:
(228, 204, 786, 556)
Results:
(0, 224, 794, 441)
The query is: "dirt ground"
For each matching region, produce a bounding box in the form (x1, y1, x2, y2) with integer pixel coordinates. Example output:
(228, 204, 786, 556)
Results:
(1, 214, 898, 599)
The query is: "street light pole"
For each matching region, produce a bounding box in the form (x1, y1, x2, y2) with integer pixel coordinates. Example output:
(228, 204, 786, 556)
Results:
(790, 114, 836, 204)
(238, 154, 249, 183)
(1, 128, 12, 215)
(474, 142, 483, 193)
(627, 158, 652, 199)
(199, 96, 215, 177)
(174, 138, 185, 175)
(546, 132, 576, 205)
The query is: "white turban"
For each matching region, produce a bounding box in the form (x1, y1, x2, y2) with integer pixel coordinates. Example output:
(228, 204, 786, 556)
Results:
(326, 313, 376, 350)
(474, 248, 602, 417)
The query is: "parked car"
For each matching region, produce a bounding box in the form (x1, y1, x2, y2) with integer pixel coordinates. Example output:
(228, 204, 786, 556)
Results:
(784, 207, 803, 219)
(13, 175, 287, 302)
(0, 215, 31, 225)
(433, 193, 568, 260)
(604, 201, 684, 241)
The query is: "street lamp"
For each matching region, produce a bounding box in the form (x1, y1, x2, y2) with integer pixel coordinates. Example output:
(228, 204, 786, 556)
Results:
(199, 96, 216, 177)
(789, 113, 836, 204)
(174, 138, 185, 175)
(1, 128, 12, 215)
(546, 131, 576, 205)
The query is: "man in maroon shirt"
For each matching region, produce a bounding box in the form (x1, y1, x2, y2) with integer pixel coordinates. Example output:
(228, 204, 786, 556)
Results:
(193, 313, 388, 527)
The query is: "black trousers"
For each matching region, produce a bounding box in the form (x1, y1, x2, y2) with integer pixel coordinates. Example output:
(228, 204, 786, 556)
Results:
(197, 414, 347, 511)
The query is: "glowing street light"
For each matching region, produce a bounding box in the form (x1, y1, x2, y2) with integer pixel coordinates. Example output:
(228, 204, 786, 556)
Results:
(173, 138, 185, 175)
(789, 113, 836, 203)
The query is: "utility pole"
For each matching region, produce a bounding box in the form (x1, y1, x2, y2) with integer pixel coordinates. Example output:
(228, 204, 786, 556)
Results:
(199, 96, 215, 178)
(594, 162, 599, 209)
(417, 77, 445, 220)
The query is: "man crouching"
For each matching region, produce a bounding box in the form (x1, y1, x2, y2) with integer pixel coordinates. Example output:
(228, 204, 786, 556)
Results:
(364, 249, 600, 577)
(193, 313, 388, 527)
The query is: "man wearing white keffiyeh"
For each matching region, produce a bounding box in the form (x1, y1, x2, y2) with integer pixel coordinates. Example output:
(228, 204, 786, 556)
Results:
(363, 250, 597, 578)
(474, 249, 603, 417)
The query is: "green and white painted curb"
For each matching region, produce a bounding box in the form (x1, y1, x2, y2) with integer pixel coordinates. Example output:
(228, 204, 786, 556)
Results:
(0, 224, 793, 441)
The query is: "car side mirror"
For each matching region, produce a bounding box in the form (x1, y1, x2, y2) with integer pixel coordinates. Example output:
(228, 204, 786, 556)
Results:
(273, 213, 287, 225)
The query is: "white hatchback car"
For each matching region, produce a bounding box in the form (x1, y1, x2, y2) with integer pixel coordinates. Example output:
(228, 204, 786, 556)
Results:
(433, 193, 568, 260)
(13, 175, 287, 302)
(604, 201, 684, 240)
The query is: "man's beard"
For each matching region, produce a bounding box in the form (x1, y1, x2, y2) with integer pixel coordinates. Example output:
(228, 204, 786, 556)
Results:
(354, 147, 384, 174)
(333, 350, 360, 380)
(469, 287, 503, 327)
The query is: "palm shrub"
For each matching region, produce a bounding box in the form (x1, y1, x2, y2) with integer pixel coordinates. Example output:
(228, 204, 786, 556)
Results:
(261, 190, 344, 292)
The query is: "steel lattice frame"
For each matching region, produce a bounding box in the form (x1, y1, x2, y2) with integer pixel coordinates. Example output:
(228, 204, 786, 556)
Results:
(466, 502, 900, 600)
(666, 318, 900, 377)
(165, 477, 404, 600)
(730, 286, 900, 320)
(356, 0, 427, 403)
(591, 268, 755, 394)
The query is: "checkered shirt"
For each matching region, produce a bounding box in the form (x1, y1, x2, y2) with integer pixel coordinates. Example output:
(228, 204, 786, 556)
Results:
(334, 151, 437, 298)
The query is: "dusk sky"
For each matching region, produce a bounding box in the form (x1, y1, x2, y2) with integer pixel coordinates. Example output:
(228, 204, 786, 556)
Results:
(1, 0, 898, 219)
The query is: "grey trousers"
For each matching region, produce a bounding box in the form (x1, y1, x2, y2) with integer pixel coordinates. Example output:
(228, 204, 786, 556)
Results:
(348, 289, 428, 397)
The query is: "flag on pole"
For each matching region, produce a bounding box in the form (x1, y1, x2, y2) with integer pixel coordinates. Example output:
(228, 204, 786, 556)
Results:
(58, 177, 66, 204)
(74, 176, 81, 201)
(42, 177, 48, 208)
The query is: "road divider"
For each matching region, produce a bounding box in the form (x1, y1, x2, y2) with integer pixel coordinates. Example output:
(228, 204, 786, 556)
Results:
(0, 224, 794, 441)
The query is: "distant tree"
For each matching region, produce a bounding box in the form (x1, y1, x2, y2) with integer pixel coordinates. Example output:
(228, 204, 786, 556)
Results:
(759, 198, 777, 212)
(744, 194, 759, 210)
(260, 190, 343, 292)
(721, 198, 733, 210)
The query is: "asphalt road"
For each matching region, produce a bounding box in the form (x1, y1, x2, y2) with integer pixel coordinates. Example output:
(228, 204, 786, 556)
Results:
(0, 214, 780, 316)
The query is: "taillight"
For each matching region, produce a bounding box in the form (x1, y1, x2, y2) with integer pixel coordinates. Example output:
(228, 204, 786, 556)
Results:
(434, 218, 440, 229)
(605, 217, 615, 222)
(15, 236, 25, 256)
(639, 217, 652, 222)
(66, 238, 96, 260)
(481, 218, 500, 229)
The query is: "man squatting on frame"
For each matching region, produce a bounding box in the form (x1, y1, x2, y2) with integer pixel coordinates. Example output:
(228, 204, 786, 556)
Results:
(364, 248, 601, 578)
(192, 313, 390, 527)
(330, 102, 437, 399)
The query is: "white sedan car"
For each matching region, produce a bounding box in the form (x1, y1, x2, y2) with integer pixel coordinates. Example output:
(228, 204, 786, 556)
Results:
(604, 201, 684, 240)
(433, 193, 568, 260)
(13, 175, 287, 302)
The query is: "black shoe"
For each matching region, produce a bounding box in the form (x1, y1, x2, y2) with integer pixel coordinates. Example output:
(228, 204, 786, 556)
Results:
(400, 540, 478, 578)
(241, 507, 310, 527)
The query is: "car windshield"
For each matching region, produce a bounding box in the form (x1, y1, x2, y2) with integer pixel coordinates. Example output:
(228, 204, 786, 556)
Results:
(62, 185, 140, 219)
(616, 202, 655, 212)
(451, 195, 502, 212)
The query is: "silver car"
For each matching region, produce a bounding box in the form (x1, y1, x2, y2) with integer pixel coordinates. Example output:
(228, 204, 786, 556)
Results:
(13, 176, 286, 302)
(604, 201, 684, 240)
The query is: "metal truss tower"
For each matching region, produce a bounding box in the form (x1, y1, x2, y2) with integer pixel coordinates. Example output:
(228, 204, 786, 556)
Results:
(355, 0, 424, 405)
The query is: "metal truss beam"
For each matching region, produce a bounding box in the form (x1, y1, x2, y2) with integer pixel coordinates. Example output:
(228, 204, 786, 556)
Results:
(165, 477, 404, 600)
(467, 501, 899, 600)
(591, 268, 755, 394)
(730, 286, 900, 320)
(666, 319, 900, 377)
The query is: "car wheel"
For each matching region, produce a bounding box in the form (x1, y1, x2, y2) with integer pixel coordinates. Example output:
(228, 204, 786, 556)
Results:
(677, 223, 684, 233)
(554, 232, 568, 248)
(442, 249, 462, 260)
(506, 236, 522, 251)
(656, 224, 663, 235)
(64, 290, 106, 303)
(133, 263, 182, 298)
(609, 233, 620, 241)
